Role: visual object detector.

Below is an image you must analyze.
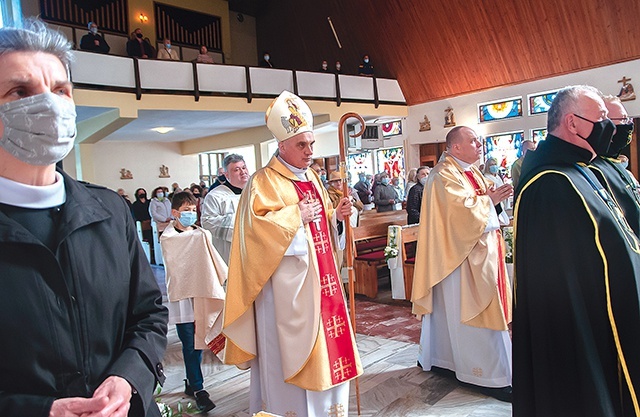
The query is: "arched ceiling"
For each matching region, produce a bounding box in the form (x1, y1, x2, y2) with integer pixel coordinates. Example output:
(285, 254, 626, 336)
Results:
(253, 0, 640, 105)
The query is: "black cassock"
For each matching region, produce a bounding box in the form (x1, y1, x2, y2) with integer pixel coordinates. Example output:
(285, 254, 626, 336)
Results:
(513, 135, 640, 417)
(589, 156, 640, 238)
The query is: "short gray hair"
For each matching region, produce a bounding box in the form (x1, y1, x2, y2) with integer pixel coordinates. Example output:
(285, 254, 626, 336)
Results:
(547, 85, 602, 132)
(0, 18, 73, 71)
(223, 153, 245, 170)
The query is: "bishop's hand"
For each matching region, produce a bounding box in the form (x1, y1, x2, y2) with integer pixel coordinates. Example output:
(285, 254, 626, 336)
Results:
(336, 197, 353, 222)
(299, 198, 322, 225)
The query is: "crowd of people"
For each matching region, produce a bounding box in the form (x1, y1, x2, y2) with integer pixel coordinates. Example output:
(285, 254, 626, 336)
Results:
(5, 18, 640, 417)
(79, 21, 378, 75)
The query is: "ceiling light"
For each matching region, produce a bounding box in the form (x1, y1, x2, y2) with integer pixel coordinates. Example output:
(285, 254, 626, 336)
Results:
(151, 127, 174, 134)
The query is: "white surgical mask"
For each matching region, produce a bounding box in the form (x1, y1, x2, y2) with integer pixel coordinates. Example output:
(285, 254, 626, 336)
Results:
(264, 54, 270, 61)
(419, 176, 427, 186)
(90, 27, 98, 34)
(0, 92, 77, 166)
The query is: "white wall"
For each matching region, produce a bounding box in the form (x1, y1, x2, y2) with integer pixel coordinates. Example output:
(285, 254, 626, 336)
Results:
(77, 141, 199, 196)
(404, 59, 640, 169)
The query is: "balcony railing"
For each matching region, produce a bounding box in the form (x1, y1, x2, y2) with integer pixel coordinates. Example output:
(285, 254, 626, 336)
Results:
(70, 51, 406, 107)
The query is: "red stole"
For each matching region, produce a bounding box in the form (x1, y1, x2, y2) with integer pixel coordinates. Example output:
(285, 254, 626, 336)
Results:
(293, 180, 358, 385)
(463, 171, 509, 320)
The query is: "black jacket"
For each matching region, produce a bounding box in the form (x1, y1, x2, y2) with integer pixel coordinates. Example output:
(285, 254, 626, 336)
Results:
(127, 38, 154, 58)
(0, 171, 167, 416)
(406, 182, 424, 224)
(79, 32, 110, 54)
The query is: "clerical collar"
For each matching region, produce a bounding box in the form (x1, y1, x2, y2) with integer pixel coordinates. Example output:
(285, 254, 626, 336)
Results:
(0, 171, 66, 209)
(225, 182, 243, 195)
(277, 155, 309, 181)
(450, 154, 475, 170)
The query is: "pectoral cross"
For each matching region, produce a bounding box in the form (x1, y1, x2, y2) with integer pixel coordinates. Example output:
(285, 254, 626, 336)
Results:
(303, 190, 322, 230)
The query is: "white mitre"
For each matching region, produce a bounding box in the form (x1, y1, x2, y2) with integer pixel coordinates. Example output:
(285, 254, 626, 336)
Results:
(265, 90, 313, 142)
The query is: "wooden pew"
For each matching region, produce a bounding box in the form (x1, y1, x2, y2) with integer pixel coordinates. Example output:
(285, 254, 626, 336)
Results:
(352, 210, 407, 298)
(400, 225, 419, 300)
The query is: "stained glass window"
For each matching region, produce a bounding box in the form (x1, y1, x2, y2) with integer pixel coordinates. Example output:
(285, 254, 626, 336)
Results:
(531, 128, 548, 142)
(528, 90, 558, 115)
(376, 147, 405, 194)
(484, 131, 525, 177)
(347, 151, 374, 183)
(478, 97, 523, 122)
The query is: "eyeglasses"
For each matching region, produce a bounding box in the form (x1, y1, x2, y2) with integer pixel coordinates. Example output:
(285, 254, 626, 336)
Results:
(610, 116, 633, 125)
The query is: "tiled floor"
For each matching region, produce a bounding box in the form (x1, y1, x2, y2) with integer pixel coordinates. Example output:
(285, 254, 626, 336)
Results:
(152, 266, 512, 416)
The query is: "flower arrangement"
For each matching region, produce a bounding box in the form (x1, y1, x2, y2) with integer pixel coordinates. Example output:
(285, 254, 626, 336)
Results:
(502, 226, 514, 264)
(384, 245, 399, 261)
(155, 385, 198, 417)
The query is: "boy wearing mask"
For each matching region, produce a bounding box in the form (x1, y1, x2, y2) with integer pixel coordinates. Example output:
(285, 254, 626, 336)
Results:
(160, 192, 228, 413)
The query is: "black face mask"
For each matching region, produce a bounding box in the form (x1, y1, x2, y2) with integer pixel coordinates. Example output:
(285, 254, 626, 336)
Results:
(218, 174, 227, 183)
(606, 123, 634, 157)
(574, 114, 616, 156)
(136, 33, 143, 39)
(137, 193, 146, 200)
(193, 193, 201, 198)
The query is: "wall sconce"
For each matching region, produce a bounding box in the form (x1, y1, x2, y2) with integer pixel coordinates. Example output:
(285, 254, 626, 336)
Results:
(139, 13, 148, 23)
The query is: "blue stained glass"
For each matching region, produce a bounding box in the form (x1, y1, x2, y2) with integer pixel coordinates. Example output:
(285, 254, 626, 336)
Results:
(478, 98, 523, 123)
(531, 128, 548, 142)
(529, 91, 558, 115)
(484, 131, 525, 177)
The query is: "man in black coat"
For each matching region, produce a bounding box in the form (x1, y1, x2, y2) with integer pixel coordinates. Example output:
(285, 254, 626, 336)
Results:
(127, 27, 153, 59)
(513, 85, 640, 416)
(79, 22, 110, 54)
(406, 166, 429, 224)
(0, 20, 167, 417)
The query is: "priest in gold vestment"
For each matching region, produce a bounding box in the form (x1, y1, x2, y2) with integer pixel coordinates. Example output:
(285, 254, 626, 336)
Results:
(222, 91, 362, 416)
(412, 126, 513, 401)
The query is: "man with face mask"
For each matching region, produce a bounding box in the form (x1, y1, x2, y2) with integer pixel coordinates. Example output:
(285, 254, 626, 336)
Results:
(126, 27, 153, 59)
(588, 95, 640, 237)
(79, 21, 110, 54)
(0, 20, 167, 417)
(358, 54, 374, 76)
(513, 85, 640, 416)
(259, 51, 273, 68)
(405, 166, 429, 224)
(157, 37, 179, 61)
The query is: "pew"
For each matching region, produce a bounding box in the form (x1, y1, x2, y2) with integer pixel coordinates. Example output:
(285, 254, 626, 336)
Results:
(352, 210, 407, 298)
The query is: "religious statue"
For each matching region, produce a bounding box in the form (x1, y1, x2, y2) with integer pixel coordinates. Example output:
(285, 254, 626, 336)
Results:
(120, 168, 133, 180)
(444, 107, 456, 127)
(159, 164, 170, 178)
(617, 76, 636, 102)
(419, 115, 431, 132)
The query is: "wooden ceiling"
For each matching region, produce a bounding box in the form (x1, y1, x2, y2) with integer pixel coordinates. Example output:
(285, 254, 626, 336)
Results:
(254, 0, 640, 105)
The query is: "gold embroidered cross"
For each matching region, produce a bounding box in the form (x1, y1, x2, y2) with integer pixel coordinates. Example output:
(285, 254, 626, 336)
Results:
(321, 273, 339, 297)
(313, 231, 330, 254)
(328, 403, 345, 417)
(326, 315, 346, 338)
(332, 357, 353, 381)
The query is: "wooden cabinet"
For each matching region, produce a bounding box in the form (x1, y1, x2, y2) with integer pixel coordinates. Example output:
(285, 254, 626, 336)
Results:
(419, 142, 447, 167)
